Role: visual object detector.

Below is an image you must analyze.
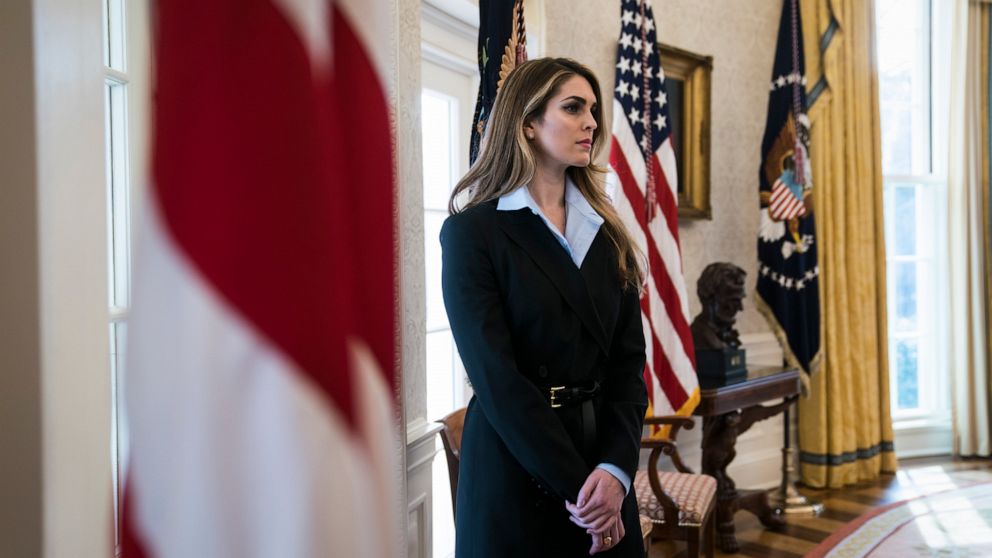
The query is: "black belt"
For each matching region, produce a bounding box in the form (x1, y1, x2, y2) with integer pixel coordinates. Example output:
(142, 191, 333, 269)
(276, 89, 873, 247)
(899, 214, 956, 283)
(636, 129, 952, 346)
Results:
(545, 382, 601, 458)
(547, 382, 601, 408)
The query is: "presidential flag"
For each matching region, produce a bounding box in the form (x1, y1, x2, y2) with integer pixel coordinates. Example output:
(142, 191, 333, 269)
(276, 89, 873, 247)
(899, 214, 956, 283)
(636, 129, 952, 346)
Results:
(756, 0, 821, 377)
(470, 0, 527, 164)
(609, 0, 699, 420)
(121, 1, 402, 556)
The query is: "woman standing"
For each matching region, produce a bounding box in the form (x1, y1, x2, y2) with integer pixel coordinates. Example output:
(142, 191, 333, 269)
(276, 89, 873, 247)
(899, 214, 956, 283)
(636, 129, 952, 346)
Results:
(441, 58, 648, 557)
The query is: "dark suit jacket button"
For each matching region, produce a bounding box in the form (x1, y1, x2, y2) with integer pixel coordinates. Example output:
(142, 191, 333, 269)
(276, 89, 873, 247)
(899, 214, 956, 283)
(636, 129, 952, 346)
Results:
(538, 365, 549, 378)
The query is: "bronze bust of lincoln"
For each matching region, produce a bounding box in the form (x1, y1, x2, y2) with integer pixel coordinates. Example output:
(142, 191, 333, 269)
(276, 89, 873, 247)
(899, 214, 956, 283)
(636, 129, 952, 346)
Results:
(690, 262, 747, 351)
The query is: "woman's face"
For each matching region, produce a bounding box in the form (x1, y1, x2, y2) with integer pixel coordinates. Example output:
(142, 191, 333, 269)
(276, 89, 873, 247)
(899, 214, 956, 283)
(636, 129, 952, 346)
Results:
(525, 75, 598, 170)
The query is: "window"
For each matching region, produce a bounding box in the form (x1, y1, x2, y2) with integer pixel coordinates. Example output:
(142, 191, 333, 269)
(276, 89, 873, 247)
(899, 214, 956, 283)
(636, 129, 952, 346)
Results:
(419, 3, 542, 554)
(421, 70, 475, 558)
(102, 0, 148, 551)
(876, 0, 951, 443)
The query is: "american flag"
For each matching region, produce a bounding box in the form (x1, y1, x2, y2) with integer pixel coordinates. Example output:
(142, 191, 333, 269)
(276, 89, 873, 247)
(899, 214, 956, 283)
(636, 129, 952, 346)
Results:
(121, 0, 402, 556)
(769, 176, 807, 221)
(609, 0, 699, 420)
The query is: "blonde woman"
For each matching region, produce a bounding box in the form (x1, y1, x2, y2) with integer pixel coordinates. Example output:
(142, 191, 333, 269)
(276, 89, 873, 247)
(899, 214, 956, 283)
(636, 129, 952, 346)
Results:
(441, 58, 648, 557)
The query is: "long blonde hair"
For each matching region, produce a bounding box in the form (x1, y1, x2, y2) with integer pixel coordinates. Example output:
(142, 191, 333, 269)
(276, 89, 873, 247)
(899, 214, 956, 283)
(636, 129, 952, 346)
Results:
(449, 57, 644, 291)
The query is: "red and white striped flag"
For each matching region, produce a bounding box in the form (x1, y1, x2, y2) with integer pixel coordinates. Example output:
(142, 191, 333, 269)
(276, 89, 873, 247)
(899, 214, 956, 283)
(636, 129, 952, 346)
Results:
(121, 1, 402, 556)
(609, 0, 699, 420)
(768, 178, 807, 221)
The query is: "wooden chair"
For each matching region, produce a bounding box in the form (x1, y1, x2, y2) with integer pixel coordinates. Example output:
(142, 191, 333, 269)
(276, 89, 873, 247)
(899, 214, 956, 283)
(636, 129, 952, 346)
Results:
(635, 416, 717, 558)
(437, 407, 467, 518)
(436, 407, 654, 551)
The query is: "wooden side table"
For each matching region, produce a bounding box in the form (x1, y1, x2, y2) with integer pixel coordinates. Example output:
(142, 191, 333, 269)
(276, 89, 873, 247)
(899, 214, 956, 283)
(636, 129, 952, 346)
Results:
(694, 367, 801, 553)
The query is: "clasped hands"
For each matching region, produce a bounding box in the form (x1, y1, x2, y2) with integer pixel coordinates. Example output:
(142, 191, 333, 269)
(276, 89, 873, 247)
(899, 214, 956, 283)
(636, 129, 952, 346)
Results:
(565, 469, 626, 555)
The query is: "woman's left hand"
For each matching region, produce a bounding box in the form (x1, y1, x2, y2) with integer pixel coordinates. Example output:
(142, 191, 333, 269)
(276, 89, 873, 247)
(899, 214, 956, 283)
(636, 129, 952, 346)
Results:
(566, 469, 625, 533)
(585, 512, 625, 555)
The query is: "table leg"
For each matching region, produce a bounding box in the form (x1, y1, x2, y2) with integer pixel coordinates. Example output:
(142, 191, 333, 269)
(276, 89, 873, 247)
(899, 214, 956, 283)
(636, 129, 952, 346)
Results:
(700, 402, 793, 553)
(701, 411, 742, 553)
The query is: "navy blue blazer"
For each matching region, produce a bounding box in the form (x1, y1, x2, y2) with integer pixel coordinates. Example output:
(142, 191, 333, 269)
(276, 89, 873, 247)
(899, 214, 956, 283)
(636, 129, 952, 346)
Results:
(441, 199, 648, 558)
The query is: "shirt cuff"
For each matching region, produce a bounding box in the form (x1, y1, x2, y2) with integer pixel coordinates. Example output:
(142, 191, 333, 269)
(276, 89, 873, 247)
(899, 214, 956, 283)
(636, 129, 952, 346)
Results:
(596, 463, 631, 495)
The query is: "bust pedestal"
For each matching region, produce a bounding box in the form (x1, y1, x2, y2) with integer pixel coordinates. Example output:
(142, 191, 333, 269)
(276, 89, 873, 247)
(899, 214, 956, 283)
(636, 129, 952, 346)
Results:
(695, 347, 747, 389)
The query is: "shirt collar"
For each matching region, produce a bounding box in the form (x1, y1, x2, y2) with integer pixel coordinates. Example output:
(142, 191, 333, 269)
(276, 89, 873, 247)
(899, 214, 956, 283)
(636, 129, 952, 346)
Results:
(496, 176, 604, 226)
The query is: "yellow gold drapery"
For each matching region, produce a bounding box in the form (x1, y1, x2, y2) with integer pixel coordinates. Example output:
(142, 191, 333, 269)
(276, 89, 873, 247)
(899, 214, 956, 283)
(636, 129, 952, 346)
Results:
(796, 0, 896, 488)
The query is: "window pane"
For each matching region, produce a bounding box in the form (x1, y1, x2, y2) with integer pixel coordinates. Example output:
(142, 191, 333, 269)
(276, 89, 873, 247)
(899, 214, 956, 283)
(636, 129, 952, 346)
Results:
(893, 261, 918, 332)
(895, 338, 920, 410)
(422, 90, 456, 211)
(106, 82, 131, 310)
(426, 331, 455, 422)
(104, 84, 116, 305)
(425, 211, 449, 331)
(105, 0, 125, 71)
(109, 320, 128, 546)
(109, 322, 119, 545)
(876, 0, 931, 175)
(892, 185, 917, 257)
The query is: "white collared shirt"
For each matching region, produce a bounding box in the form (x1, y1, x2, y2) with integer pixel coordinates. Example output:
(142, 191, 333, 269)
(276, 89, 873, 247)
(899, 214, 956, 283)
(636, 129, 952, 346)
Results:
(496, 177, 605, 268)
(496, 178, 631, 495)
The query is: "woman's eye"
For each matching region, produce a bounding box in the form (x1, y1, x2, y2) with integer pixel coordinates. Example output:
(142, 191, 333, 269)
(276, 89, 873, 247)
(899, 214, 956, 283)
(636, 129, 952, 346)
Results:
(564, 104, 580, 114)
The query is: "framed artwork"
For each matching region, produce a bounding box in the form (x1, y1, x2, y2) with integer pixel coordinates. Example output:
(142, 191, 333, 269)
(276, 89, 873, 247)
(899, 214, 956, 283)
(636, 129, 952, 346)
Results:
(658, 43, 713, 220)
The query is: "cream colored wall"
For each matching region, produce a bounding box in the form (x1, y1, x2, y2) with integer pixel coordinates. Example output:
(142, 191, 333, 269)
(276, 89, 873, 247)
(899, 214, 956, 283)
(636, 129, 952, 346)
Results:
(542, 0, 780, 335)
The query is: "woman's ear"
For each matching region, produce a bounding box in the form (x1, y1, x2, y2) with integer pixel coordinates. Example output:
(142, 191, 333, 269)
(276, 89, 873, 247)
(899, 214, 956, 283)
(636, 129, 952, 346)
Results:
(523, 121, 535, 140)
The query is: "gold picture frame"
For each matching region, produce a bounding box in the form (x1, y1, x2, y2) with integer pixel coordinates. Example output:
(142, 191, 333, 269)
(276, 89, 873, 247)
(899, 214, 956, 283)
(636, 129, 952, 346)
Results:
(658, 43, 713, 220)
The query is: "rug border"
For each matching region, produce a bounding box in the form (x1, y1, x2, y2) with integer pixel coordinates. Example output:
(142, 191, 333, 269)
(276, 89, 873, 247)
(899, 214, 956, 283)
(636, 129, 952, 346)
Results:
(803, 480, 992, 557)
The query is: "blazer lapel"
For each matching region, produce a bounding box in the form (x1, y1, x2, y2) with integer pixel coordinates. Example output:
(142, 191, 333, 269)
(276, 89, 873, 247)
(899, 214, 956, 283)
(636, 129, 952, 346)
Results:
(580, 233, 622, 347)
(497, 209, 610, 355)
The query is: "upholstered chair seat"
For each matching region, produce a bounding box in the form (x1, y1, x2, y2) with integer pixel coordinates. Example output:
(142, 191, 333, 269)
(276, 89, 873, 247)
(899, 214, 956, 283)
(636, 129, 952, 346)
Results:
(634, 470, 717, 526)
(636, 416, 716, 557)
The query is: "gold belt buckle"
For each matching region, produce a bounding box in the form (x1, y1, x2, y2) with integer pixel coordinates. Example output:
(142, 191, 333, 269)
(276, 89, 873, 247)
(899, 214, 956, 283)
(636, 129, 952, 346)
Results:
(549, 386, 565, 408)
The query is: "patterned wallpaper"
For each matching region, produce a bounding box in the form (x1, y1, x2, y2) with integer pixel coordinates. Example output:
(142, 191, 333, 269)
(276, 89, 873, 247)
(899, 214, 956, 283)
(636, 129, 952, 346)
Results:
(542, 0, 780, 335)
(397, 0, 427, 425)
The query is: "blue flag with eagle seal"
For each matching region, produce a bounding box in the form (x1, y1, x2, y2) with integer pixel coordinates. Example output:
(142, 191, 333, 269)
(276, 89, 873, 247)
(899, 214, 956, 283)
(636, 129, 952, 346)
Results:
(756, 0, 821, 377)
(469, 0, 526, 165)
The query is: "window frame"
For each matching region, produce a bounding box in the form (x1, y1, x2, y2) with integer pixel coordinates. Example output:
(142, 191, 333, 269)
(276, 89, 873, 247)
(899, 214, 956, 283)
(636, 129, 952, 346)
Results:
(876, 0, 953, 453)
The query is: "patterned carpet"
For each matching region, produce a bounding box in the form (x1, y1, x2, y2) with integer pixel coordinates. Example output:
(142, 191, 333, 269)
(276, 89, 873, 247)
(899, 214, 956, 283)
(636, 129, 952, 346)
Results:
(648, 459, 992, 558)
(808, 478, 992, 557)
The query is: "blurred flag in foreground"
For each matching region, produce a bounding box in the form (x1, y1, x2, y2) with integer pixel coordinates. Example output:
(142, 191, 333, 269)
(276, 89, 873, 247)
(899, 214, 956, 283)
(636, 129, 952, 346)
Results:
(121, 1, 401, 556)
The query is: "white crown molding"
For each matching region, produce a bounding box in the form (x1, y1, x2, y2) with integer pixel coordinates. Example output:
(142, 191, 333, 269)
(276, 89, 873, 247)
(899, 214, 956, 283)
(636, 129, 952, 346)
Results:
(423, 0, 479, 27)
(422, 0, 478, 41)
(420, 0, 479, 43)
(421, 41, 477, 76)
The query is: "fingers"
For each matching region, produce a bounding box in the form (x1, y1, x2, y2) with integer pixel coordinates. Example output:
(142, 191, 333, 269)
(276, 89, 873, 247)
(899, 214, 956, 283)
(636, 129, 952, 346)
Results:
(588, 531, 603, 556)
(587, 516, 622, 556)
(567, 500, 608, 527)
(576, 470, 624, 517)
(569, 509, 616, 530)
(610, 515, 622, 546)
(571, 510, 616, 532)
(577, 474, 599, 508)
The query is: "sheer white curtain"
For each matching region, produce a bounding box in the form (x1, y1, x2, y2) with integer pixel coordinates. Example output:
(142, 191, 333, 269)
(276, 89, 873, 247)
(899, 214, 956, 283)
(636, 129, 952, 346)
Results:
(948, 0, 991, 456)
